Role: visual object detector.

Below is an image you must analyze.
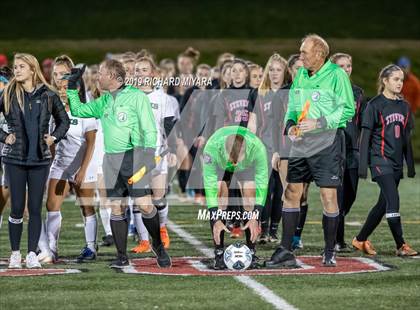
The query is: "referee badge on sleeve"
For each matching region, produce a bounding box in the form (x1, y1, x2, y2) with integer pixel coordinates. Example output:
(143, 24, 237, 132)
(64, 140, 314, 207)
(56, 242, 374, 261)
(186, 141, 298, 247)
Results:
(204, 153, 212, 164)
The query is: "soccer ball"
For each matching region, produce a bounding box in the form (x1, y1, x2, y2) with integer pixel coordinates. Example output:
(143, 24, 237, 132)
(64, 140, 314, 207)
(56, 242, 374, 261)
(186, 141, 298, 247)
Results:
(223, 242, 253, 271)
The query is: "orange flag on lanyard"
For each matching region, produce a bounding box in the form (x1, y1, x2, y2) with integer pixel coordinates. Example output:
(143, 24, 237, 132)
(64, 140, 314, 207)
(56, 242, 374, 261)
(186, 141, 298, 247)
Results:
(296, 100, 311, 136)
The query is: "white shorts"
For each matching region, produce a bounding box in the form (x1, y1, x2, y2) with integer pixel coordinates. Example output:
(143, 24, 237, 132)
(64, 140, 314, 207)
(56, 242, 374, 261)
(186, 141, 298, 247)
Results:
(49, 161, 98, 184)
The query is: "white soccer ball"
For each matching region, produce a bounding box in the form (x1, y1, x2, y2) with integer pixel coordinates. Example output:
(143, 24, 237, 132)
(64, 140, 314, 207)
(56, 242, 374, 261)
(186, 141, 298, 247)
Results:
(224, 242, 253, 271)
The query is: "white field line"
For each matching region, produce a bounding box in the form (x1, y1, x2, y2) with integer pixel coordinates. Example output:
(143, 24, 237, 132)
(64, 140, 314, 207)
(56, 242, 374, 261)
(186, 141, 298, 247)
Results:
(167, 220, 299, 310)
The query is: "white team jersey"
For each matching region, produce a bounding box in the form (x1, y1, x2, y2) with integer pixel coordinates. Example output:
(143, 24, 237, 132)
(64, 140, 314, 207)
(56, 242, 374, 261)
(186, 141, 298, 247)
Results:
(168, 95, 180, 120)
(51, 111, 97, 169)
(87, 91, 105, 173)
(146, 88, 176, 154)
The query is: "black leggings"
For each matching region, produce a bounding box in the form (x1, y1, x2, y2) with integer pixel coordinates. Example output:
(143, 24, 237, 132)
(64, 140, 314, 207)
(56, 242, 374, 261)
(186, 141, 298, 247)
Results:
(357, 172, 404, 249)
(5, 163, 50, 252)
(261, 170, 283, 233)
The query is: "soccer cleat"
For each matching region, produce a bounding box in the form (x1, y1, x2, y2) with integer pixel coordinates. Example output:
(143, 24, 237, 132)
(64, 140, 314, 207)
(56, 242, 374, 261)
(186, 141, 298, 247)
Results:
(213, 248, 226, 270)
(335, 242, 352, 253)
(37, 250, 55, 264)
(352, 237, 377, 255)
(109, 255, 130, 269)
(25, 252, 41, 269)
(100, 235, 114, 247)
(396, 244, 418, 257)
(249, 248, 259, 269)
(8, 252, 22, 269)
(291, 236, 303, 250)
(131, 240, 151, 253)
(76, 246, 96, 263)
(152, 243, 172, 268)
(258, 232, 269, 244)
(322, 249, 337, 267)
(265, 246, 298, 268)
(230, 227, 242, 239)
(269, 233, 279, 243)
(160, 226, 170, 249)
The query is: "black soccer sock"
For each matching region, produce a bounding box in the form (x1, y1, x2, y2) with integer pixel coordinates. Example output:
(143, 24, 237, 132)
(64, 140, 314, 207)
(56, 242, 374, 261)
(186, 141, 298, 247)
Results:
(110, 214, 128, 258)
(142, 207, 162, 248)
(294, 203, 308, 237)
(243, 220, 256, 251)
(270, 171, 283, 235)
(8, 217, 23, 251)
(178, 169, 189, 193)
(280, 208, 300, 251)
(357, 193, 386, 241)
(210, 218, 225, 250)
(386, 214, 405, 249)
(322, 211, 339, 252)
(336, 212, 345, 245)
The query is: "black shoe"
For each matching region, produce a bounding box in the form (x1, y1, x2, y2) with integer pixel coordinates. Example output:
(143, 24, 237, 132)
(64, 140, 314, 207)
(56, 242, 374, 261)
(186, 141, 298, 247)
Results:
(265, 246, 297, 268)
(152, 243, 171, 268)
(214, 248, 226, 270)
(335, 242, 351, 253)
(258, 232, 269, 244)
(109, 255, 130, 269)
(322, 249, 337, 267)
(101, 235, 114, 247)
(269, 232, 279, 243)
(249, 249, 259, 269)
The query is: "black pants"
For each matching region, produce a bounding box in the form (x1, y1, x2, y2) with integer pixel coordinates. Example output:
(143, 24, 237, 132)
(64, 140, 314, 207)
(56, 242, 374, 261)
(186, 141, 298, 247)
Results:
(5, 163, 50, 252)
(261, 170, 283, 233)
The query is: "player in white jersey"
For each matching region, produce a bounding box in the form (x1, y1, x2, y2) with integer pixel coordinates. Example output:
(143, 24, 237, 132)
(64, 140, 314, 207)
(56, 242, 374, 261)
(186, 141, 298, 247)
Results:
(131, 56, 177, 253)
(37, 55, 99, 263)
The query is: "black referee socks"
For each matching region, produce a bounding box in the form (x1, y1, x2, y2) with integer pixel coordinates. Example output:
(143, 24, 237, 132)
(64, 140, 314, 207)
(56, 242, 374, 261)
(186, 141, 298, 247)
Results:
(322, 211, 339, 251)
(110, 214, 128, 257)
(142, 207, 162, 248)
(280, 208, 300, 251)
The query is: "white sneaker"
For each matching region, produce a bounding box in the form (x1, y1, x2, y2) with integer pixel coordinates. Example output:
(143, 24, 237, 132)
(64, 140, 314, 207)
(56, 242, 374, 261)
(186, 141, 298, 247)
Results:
(37, 250, 54, 264)
(8, 251, 22, 269)
(25, 252, 41, 269)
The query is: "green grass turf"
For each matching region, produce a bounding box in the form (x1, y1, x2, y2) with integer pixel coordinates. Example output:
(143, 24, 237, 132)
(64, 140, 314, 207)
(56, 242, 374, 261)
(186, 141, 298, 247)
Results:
(0, 169, 419, 309)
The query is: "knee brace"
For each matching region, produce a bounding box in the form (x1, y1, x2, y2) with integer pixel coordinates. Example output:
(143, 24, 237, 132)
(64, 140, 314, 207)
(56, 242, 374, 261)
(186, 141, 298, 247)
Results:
(152, 197, 167, 211)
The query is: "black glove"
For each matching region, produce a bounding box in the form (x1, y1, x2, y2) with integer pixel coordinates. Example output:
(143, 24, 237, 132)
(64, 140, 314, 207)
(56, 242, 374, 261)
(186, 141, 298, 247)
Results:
(63, 64, 86, 89)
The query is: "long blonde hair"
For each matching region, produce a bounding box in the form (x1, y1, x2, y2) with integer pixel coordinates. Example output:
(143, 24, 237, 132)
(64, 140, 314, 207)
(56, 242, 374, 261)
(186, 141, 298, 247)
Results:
(3, 53, 52, 114)
(258, 53, 288, 96)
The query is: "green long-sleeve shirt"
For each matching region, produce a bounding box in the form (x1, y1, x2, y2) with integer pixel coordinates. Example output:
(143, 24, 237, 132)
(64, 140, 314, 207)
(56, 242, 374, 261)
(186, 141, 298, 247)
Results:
(67, 86, 157, 154)
(203, 126, 268, 209)
(285, 60, 355, 130)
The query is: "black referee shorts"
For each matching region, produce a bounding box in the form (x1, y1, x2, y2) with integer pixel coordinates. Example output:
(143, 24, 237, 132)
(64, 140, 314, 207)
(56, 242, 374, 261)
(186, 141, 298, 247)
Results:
(287, 129, 345, 188)
(103, 149, 151, 200)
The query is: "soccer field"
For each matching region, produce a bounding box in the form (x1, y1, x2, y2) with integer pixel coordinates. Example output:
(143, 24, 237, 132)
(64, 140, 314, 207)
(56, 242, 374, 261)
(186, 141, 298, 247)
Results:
(0, 171, 419, 310)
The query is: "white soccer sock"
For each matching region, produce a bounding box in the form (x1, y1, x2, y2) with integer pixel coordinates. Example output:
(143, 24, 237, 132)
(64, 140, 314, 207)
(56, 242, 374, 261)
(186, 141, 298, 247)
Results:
(47, 211, 62, 253)
(158, 203, 169, 228)
(84, 214, 97, 252)
(128, 198, 135, 226)
(133, 212, 149, 241)
(38, 220, 50, 253)
(99, 207, 112, 236)
(0, 215, 3, 230)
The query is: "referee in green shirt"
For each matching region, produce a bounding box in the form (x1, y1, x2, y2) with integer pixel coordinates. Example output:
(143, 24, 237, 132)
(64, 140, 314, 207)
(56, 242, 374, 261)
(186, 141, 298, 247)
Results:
(67, 60, 171, 268)
(266, 34, 355, 268)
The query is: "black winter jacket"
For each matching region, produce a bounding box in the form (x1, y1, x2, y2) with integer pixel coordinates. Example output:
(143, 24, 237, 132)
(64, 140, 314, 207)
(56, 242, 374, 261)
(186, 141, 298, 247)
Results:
(0, 85, 70, 162)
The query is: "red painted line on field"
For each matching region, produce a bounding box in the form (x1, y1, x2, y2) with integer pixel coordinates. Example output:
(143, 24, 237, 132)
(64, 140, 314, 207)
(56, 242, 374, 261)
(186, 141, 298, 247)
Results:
(122, 256, 392, 276)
